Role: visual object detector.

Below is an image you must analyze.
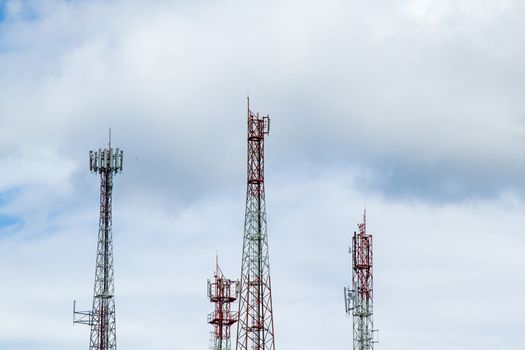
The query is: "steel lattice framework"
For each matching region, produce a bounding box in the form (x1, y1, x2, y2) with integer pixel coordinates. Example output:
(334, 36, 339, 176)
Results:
(344, 210, 377, 350)
(74, 138, 123, 350)
(235, 99, 275, 350)
(208, 258, 239, 350)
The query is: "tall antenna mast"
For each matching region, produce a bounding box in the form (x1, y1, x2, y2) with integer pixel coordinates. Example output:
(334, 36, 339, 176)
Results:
(235, 100, 275, 350)
(208, 257, 240, 350)
(74, 135, 124, 350)
(344, 210, 377, 350)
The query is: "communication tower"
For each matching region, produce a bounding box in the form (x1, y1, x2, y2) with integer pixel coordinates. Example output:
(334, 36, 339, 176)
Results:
(344, 210, 377, 350)
(208, 257, 239, 350)
(235, 99, 275, 350)
(73, 133, 123, 350)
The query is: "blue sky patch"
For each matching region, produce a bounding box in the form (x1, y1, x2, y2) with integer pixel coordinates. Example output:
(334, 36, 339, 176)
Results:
(0, 214, 22, 228)
(0, 189, 20, 206)
(0, 0, 6, 22)
(0, 190, 23, 230)
(0, 0, 40, 23)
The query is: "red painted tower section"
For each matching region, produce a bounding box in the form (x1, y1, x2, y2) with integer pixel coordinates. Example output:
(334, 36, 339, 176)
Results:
(235, 99, 275, 350)
(208, 258, 239, 350)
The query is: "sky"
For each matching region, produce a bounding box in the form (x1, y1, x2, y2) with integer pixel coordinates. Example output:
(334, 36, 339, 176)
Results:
(0, 0, 524, 349)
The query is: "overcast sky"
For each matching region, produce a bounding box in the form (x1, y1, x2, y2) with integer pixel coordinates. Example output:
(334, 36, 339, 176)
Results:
(0, 0, 524, 349)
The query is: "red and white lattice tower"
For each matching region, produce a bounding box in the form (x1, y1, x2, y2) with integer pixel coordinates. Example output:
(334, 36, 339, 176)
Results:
(208, 257, 239, 350)
(344, 210, 377, 350)
(235, 99, 276, 350)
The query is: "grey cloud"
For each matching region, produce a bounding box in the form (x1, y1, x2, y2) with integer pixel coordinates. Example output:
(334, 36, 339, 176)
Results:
(2, 0, 524, 203)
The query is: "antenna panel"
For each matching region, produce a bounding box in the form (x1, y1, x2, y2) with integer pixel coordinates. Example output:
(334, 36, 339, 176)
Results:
(263, 116, 270, 134)
(89, 151, 94, 171)
(109, 148, 114, 169)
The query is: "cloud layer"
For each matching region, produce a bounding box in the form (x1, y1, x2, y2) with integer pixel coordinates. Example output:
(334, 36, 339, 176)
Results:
(0, 0, 524, 349)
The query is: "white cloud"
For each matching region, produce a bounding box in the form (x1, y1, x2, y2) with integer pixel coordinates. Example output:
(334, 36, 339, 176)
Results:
(407, 0, 515, 27)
